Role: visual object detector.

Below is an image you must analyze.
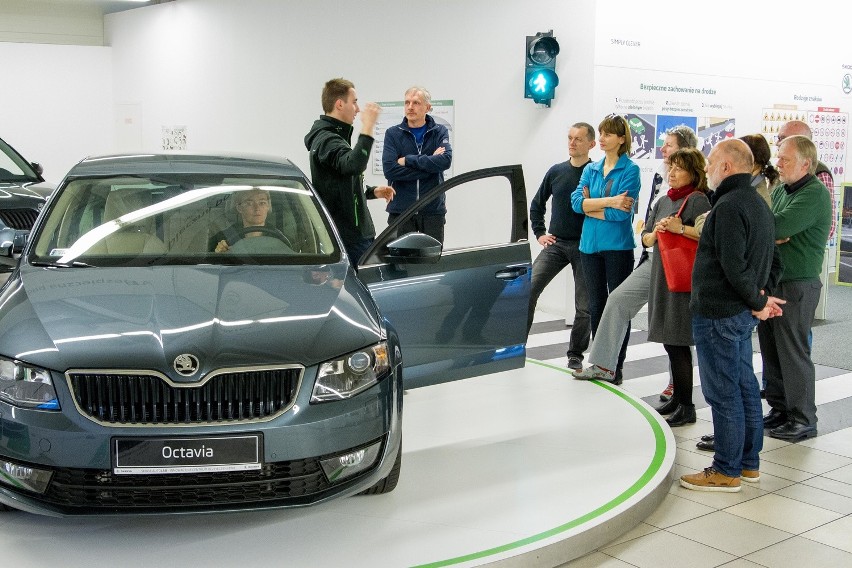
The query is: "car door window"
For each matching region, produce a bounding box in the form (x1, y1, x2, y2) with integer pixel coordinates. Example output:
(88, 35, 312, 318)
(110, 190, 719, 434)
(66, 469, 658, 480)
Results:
(358, 165, 531, 389)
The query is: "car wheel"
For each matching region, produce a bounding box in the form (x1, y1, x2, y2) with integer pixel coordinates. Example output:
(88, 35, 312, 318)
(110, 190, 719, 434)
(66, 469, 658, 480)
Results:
(358, 444, 402, 495)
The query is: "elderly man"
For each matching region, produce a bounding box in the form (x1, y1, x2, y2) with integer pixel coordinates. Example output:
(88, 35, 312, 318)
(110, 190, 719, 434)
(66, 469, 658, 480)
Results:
(680, 139, 783, 492)
(776, 120, 836, 239)
(759, 135, 832, 441)
(382, 86, 452, 243)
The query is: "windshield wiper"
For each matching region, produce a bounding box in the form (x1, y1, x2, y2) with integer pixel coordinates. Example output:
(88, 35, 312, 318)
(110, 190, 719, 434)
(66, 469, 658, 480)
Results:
(30, 260, 94, 268)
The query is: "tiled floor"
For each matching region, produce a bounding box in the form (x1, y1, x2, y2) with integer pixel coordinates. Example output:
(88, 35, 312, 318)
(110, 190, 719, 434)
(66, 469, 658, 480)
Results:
(531, 309, 852, 568)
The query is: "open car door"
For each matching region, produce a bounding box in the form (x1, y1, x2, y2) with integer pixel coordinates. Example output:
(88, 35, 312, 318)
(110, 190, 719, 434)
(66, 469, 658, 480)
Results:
(358, 165, 531, 389)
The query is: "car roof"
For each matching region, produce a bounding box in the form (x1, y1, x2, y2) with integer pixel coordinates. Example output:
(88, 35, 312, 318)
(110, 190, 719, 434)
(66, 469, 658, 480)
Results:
(67, 152, 307, 178)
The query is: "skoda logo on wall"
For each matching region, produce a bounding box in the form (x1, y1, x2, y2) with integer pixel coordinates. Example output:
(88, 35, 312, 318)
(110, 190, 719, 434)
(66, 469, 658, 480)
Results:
(843, 74, 852, 95)
(173, 354, 200, 377)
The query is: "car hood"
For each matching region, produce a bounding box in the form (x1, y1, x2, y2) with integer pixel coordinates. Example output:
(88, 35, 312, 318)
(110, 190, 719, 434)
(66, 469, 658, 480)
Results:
(0, 263, 382, 381)
(0, 180, 54, 201)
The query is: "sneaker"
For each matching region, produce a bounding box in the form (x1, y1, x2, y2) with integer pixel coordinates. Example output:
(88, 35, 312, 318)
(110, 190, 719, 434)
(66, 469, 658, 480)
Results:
(741, 470, 760, 483)
(659, 381, 674, 402)
(566, 356, 583, 371)
(680, 467, 741, 492)
(571, 364, 614, 381)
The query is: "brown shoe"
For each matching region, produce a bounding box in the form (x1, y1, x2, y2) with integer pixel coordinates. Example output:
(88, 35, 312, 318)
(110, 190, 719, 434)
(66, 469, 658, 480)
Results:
(741, 470, 760, 483)
(680, 467, 741, 492)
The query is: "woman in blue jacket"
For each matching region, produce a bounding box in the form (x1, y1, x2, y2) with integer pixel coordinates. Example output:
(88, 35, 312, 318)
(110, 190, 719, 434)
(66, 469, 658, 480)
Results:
(570, 114, 640, 382)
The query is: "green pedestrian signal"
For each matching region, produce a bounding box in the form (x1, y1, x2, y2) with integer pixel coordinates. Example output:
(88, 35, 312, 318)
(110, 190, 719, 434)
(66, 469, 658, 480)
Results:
(525, 31, 560, 106)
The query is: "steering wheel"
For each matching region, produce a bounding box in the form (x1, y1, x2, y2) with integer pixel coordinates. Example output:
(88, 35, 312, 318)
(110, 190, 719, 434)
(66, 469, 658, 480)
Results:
(233, 225, 293, 249)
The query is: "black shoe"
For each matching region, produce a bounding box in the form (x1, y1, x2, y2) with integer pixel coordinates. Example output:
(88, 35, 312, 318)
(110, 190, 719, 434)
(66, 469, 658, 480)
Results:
(566, 356, 583, 371)
(769, 420, 817, 442)
(611, 370, 623, 386)
(655, 397, 679, 415)
(763, 408, 788, 429)
(666, 404, 696, 427)
(700, 433, 715, 442)
(696, 440, 715, 451)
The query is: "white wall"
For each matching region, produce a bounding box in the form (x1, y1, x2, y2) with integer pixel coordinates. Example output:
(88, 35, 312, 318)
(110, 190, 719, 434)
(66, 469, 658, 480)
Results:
(5, 0, 850, 320)
(0, 42, 113, 181)
(101, 0, 596, 315)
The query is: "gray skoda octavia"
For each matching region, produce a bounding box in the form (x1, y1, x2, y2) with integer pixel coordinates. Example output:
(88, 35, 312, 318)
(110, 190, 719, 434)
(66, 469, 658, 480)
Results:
(0, 153, 531, 516)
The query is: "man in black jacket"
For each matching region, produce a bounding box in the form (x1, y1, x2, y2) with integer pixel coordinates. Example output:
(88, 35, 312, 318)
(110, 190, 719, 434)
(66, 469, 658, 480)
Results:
(681, 139, 784, 493)
(305, 78, 394, 263)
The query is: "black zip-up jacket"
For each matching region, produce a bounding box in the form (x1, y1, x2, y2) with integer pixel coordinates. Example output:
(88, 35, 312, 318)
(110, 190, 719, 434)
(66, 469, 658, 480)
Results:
(304, 115, 378, 245)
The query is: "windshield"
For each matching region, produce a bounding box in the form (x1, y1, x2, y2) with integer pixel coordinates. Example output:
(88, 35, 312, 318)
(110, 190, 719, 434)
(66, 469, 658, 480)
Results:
(29, 175, 339, 266)
(0, 138, 40, 183)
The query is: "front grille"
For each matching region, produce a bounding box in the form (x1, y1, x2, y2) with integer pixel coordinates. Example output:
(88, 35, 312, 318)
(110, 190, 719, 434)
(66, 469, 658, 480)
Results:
(0, 208, 39, 230)
(44, 458, 331, 509)
(68, 368, 301, 425)
(30, 436, 386, 512)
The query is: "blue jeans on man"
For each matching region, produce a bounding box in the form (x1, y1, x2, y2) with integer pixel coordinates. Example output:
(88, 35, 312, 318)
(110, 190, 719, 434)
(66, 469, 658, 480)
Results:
(692, 310, 763, 477)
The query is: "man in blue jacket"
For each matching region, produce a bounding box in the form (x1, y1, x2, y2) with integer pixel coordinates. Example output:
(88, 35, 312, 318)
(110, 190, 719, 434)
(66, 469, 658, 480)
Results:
(382, 86, 452, 242)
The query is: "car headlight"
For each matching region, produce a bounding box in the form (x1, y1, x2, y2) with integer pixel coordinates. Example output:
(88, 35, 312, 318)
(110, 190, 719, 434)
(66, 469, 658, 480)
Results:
(311, 342, 390, 403)
(0, 358, 60, 410)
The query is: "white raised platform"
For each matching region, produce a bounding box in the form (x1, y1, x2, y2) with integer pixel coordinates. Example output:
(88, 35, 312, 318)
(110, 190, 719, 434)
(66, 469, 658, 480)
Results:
(0, 360, 675, 567)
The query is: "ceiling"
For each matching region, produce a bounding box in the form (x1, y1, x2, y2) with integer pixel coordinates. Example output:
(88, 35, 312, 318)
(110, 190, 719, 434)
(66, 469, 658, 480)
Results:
(46, 0, 170, 15)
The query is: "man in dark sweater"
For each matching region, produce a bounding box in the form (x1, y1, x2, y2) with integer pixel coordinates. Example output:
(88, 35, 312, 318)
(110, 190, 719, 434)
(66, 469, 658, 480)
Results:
(681, 139, 784, 493)
(527, 122, 595, 370)
(758, 135, 832, 441)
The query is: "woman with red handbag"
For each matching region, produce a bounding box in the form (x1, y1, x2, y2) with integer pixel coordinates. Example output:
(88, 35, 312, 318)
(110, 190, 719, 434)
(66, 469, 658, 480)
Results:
(641, 148, 711, 425)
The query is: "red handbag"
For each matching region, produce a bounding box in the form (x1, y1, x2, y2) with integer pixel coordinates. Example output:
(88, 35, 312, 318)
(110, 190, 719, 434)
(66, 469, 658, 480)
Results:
(656, 193, 699, 293)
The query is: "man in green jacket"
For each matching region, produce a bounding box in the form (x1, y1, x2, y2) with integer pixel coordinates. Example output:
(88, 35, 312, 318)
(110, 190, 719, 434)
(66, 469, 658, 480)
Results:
(758, 135, 832, 441)
(305, 78, 394, 263)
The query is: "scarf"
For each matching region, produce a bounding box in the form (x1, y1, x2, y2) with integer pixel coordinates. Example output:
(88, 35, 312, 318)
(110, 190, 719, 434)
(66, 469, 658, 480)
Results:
(667, 184, 695, 202)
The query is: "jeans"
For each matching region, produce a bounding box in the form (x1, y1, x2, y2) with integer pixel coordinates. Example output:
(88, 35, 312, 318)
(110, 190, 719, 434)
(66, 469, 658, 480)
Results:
(527, 239, 590, 358)
(581, 250, 634, 370)
(693, 310, 762, 477)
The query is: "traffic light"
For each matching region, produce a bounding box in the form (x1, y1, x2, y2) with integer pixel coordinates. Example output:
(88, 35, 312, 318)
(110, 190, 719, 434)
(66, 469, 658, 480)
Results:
(525, 31, 560, 106)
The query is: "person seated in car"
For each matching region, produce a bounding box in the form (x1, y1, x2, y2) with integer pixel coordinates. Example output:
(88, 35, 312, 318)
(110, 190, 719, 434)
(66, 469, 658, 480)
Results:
(211, 188, 273, 252)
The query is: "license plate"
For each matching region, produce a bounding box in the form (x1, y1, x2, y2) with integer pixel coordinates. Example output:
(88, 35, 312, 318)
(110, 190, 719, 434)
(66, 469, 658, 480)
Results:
(113, 434, 262, 475)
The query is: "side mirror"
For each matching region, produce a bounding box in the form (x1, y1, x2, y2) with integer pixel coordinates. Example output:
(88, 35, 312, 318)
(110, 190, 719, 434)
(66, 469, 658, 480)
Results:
(30, 162, 44, 177)
(382, 232, 442, 265)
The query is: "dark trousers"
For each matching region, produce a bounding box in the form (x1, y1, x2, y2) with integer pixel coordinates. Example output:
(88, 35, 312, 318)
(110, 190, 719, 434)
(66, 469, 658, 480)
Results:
(581, 250, 634, 372)
(387, 213, 445, 244)
(527, 239, 590, 359)
(757, 279, 822, 427)
(344, 236, 375, 266)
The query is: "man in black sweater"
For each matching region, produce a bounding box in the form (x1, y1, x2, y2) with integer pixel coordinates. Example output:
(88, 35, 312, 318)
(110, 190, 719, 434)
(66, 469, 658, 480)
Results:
(681, 139, 784, 493)
(527, 122, 595, 371)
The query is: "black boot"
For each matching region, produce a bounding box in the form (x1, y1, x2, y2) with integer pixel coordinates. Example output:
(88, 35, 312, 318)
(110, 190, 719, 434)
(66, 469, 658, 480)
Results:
(666, 404, 696, 426)
(655, 397, 679, 415)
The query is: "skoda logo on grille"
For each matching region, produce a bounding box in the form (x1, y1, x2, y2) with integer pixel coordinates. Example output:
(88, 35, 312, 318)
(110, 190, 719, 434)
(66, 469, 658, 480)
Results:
(173, 354, 200, 377)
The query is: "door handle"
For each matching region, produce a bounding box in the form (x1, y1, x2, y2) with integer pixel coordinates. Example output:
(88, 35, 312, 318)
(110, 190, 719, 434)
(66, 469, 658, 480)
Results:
(495, 267, 528, 280)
